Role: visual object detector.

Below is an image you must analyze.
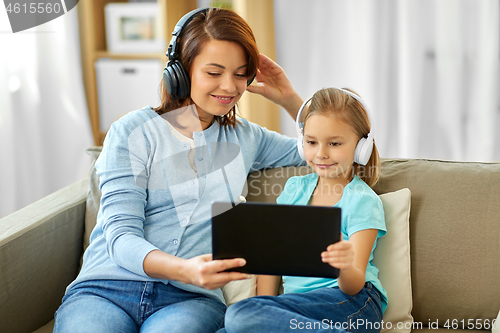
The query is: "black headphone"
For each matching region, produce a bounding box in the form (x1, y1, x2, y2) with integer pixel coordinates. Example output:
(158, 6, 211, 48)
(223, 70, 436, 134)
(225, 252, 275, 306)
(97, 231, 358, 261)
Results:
(163, 7, 256, 100)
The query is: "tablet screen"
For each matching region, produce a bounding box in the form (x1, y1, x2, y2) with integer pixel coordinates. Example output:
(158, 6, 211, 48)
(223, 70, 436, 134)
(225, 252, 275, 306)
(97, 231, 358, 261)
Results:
(211, 202, 341, 278)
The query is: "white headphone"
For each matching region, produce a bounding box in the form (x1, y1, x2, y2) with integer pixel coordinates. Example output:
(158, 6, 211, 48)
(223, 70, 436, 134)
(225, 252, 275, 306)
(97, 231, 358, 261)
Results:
(295, 88, 375, 166)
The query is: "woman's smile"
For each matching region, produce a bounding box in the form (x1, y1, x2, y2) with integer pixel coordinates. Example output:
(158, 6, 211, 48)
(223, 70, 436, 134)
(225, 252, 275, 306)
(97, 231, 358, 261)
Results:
(211, 94, 236, 104)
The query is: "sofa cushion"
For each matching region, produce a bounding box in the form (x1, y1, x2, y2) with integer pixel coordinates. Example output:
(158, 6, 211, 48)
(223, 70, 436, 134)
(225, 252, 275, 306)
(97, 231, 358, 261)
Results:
(33, 319, 55, 333)
(373, 159, 500, 326)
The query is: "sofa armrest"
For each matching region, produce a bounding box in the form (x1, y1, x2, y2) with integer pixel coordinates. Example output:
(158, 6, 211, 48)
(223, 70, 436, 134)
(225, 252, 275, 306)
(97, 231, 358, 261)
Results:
(0, 178, 88, 333)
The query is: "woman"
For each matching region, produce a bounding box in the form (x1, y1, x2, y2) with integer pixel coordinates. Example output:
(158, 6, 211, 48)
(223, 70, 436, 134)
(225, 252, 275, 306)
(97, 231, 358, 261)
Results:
(54, 7, 304, 333)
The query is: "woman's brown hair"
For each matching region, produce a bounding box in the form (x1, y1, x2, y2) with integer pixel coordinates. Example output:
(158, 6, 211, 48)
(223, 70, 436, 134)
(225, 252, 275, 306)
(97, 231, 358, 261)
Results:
(304, 88, 381, 187)
(153, 8, 260, 127)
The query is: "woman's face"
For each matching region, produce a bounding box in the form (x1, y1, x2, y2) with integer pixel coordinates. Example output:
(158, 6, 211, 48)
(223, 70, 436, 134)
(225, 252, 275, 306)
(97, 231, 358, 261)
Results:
(189, 39, 248, 127)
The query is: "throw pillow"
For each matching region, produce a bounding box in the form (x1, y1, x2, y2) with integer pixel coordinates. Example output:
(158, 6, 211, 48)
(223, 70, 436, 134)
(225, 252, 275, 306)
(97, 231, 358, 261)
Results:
(84, 146, 103, 252)
(221, 276, 257, 306)
(374, 188, 413, 333)
(492, 309, 500, 333)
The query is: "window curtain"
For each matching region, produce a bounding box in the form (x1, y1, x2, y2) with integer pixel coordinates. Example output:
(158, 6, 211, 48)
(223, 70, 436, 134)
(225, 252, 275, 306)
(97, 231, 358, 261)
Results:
(275, 0, 500, 162)
(0, 8, 92, 218)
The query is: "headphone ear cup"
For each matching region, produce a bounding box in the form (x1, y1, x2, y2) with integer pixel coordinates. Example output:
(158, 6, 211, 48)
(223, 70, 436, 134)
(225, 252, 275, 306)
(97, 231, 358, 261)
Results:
(295, 97, 311, 161)
(354, 136, 373, 166)
(297, 129, 305, 160)
(163, 65, 177, 98)
(172, 61, 190, 99)
(163, 60, 190, 99)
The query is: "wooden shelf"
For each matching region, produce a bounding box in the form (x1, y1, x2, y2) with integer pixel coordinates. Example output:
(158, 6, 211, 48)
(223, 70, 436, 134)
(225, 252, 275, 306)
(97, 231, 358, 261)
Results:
(78, 0, 197, 146)
(94, 51, 166, 61)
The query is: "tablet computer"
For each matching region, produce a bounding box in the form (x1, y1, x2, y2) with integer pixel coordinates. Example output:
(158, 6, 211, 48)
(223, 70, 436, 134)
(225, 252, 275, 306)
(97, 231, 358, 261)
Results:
(211, 202, 341, 278)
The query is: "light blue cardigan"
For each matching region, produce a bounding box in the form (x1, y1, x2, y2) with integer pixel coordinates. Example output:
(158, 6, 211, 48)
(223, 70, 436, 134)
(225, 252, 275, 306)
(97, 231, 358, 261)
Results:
(67, 106, 303, 304)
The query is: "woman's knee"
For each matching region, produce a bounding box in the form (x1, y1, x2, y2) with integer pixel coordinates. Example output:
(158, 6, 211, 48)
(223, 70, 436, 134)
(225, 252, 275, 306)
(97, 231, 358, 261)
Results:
(54, 293, 136, 333)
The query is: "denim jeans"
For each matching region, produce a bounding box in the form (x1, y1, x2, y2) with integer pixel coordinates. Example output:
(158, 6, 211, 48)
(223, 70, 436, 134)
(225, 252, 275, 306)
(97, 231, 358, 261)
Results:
(219, 283, 383, 333)
(54, 280, 226, 333)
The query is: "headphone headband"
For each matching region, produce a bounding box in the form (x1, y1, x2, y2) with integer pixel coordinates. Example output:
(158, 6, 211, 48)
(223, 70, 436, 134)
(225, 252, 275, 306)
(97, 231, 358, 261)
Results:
(296, 88, 374, 135)
(167, 7, 210, 63)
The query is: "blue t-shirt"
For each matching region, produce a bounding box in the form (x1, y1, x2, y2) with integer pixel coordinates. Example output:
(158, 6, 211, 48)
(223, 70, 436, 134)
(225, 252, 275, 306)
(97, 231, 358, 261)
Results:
(278, 173, 388, 312)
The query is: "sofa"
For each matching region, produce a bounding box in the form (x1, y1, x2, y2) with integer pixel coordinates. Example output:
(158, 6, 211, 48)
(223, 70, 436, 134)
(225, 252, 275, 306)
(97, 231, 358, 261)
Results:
(1, 146, 499, 333)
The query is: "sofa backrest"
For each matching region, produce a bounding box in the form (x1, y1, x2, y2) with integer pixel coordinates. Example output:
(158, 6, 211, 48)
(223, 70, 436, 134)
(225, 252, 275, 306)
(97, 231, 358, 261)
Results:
(246, 160, 500, 326)
(374, 159, 500, 325)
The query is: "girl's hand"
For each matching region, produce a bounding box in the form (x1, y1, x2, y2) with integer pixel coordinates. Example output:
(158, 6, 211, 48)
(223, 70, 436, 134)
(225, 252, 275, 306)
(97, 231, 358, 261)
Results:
(321, 240, 355, 270)
(182, 254, 251, 290)
(246, 54, 303, 116)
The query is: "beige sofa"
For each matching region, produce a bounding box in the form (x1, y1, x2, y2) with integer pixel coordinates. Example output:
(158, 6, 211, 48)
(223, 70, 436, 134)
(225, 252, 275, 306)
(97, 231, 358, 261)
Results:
(1, 147, 499, 333)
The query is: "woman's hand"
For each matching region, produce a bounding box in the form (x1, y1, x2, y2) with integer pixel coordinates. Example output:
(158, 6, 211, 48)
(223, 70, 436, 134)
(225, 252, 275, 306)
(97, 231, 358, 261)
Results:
(144, 250, 250, 290)
(321, 240, 355, 270)
(246, 53, 303, 118)
(182, 254, 251, 290)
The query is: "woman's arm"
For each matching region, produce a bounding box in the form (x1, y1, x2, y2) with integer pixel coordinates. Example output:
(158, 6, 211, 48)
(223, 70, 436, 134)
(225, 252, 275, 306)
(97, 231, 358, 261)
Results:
(246, 53, 303, 119)
(321, 229, 378, 295)
(100, 117, 251, 288)
(256, 274, 281, 296)
(144, 250, 251, 290)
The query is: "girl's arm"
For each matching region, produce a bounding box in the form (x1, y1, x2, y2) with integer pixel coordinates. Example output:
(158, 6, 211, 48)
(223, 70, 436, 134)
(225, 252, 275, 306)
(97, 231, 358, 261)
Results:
(246, 53, 303, 119)
(256, 274, 281, 296)
(144, 250, 250, 290)
(321, 229, 378, 295)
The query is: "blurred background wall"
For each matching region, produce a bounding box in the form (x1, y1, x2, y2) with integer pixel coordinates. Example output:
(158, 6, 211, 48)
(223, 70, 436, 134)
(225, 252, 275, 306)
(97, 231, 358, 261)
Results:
(0, 7, 93, 219)
(0, 0, 499, 218)
(275, 0, 500, 162)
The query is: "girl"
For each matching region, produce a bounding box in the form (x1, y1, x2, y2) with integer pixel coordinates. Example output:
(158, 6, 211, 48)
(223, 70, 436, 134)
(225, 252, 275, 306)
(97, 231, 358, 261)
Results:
(54, 7, 304, 333)
(222, 88, 387, 333)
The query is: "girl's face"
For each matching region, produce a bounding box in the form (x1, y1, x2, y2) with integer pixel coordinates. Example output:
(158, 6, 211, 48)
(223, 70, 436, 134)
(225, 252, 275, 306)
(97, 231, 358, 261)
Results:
(189, 39, 248, 127)
(303, 113, 359, 183)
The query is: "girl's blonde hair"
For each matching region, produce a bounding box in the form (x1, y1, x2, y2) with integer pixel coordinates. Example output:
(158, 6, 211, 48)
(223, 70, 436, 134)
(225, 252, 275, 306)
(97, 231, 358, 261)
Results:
(304, 88, 381, 187)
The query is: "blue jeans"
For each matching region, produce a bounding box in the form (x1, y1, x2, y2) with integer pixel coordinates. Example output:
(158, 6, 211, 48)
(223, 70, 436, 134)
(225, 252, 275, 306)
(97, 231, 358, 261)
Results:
(219, 283, 383, 333)
(54, 280, 226, 333)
